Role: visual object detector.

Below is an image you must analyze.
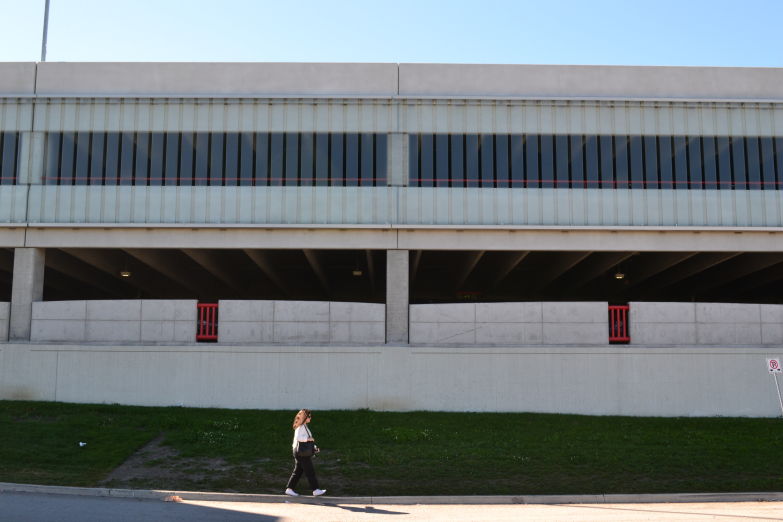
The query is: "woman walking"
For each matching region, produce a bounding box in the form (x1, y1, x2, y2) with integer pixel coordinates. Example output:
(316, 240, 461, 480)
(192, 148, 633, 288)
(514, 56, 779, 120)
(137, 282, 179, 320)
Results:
(285, 409, 326, 497)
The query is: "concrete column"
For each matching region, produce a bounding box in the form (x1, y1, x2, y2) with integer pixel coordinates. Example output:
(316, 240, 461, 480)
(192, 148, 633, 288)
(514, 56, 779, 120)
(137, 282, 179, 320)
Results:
(386, 249, 409, 344)
(387, 132, 408, 187)
(10, 248, 45, 341)
(16, 131, 45, 185)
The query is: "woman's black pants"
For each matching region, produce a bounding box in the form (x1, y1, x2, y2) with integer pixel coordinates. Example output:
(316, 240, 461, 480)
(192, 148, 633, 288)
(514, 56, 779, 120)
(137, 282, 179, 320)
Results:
(286, 455, 319, 491)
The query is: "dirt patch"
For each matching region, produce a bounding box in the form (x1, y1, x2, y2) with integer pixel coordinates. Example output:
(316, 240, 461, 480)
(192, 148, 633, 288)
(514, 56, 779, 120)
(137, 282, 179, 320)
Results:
(99, 434, 282, 493)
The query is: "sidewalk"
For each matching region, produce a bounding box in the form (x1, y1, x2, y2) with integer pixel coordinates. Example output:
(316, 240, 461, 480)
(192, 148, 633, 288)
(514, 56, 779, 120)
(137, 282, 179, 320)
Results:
(2, 482, 782, 506)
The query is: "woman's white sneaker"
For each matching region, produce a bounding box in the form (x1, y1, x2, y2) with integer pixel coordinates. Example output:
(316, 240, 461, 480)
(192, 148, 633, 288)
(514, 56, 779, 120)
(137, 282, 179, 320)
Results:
(313, 489, 326, 496)
(285, 488, 299, 496)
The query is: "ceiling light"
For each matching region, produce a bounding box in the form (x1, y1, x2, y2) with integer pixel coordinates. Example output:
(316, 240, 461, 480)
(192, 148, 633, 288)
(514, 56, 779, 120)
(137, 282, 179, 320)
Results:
(352, 269, 363, 277)
(120, 270, 132, 278)
(614, 272, 625, 280)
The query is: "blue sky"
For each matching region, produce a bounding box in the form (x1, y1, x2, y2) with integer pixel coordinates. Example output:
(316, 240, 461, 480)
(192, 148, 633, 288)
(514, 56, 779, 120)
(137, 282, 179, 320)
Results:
(1, 0, 782, 66)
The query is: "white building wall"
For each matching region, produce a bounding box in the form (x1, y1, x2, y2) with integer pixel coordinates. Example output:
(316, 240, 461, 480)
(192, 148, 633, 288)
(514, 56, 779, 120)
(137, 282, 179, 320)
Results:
(630, 302, 783, 345)
(410, 302, 607, 345)
(30, 300, 197, 343)
(214, 300, 385, 344)
(1, 342, 781, 417)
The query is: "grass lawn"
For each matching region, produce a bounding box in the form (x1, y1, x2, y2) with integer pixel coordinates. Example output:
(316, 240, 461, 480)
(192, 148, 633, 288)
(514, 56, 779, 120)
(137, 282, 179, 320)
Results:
(1, 400, 781, 496)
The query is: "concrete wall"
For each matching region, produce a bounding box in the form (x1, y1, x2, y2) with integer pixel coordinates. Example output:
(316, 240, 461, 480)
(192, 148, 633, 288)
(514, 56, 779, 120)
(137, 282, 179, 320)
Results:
(4, 62, 780, 101)
(0, 302, 9, 341)
(410, 302, 608, 345)
(1, 342, 781, 417)
(17, 186, 783, 228)
(30, 300, 197, 343)
(219, 300, 384, 344)
(630, 302, 783, 345)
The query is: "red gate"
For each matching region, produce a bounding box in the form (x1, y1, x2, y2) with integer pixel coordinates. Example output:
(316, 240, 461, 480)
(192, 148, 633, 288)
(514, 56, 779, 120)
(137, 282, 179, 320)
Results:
(196, 303, 218, 342)
(608, 305, 630, 343)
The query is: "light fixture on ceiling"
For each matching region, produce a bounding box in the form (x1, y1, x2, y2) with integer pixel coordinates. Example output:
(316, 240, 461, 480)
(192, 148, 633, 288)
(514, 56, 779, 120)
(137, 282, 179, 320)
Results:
(352, 269, 363, 277)
(614, 271, 625, 280)
(120, 270, 132, 278)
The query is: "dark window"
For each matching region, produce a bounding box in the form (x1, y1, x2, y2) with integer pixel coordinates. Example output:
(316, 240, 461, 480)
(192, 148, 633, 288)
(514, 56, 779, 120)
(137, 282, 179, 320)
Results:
(419, 134, 433, 188)
(315, 133, 329, 186)
(760, 137, 776, 190)
(600, 136, 613, 189)
(746, 137, 761, 190)
(643, 136, 658, 189)
(466, 134, 479, 188)
(540, 134, 554, 189)
(451, 134, 464, 187)
(510, 135, 524, 187)
(629, 136, 644, 189)
(224, 132, 239, 187)
(496, 134, 510, 188)
(555, 135, 569, 188)
(731, 137, 747, 190)
(300, 133, 314, 187)
(435, 134, 449, 188)
(570, 135, 584, 188)
(0, 132, 19, 185)
(659, 136, 674, 189)
(614, 135, 629, 189)
(584, 135, 599, 188)
(702, 136, 717, 189)
(716, 136, 732, 189)
(480, 134, 494, 188)
(688, 137, 704, 191)
(673, 136, 688, 190)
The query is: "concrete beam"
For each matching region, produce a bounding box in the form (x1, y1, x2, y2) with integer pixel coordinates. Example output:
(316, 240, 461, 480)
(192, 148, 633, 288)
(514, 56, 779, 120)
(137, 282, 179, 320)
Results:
(491, 251, 529, 288)
(302, 249, 330, 296)
(242, 250, 293, 297)
(454, 251, 484, 291)
(182, 249, 248, 295)
(9, 248, 45, 340)
(123, 250, 205, 297)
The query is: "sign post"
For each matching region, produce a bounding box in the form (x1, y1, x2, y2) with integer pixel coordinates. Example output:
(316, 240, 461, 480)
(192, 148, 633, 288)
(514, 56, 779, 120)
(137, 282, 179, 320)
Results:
(767, 359, 783, 416)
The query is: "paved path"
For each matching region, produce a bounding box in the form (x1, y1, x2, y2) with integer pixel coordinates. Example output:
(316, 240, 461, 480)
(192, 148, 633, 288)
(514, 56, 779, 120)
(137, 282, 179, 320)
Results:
(2, 491, 782, 521)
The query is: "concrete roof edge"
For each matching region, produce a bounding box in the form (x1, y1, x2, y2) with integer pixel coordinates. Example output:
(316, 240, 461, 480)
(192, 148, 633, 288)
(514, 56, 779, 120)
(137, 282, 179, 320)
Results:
(1, 62, 781, 100)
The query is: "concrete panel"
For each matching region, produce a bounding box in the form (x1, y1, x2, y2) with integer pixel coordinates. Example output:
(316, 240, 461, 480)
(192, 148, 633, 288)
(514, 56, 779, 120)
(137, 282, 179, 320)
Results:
(543, 323, 606, 345)
(330, 322, 385, 344)
(141, 321, 176, 343)
(0, 63, 36, 95)
(760, 304, 783, 323)
(36, 63, 399, 97)
(329, 302, 385, 322)
(274, 301, 330, 322)
(85, 320, 141, 342)
(173, 321, 196, 343)
(543, 302, 606, 323)
(630, 302, 696, 323)
(386, 250, 409, 343)
(631, 323, 697, 345)
(32, 301, 86, 320)
(141, 300, 198, 321)
(476, 302, 542, 323)
(696, 323, 762, 345)
(696, 303, 760, 323)
(410, 303, 475, 323)
(219, 300, 275, 322)
(475, 323, 543, 344)
(762, 324, 783, 345)
(30, 320, 86, 342)
(0, 303, 9, 342)
(399, 63, 783, 101)
(273, 322, 330, 343)
(87, 300, 142, 321)
(219, 322, 274, 344)
(410, 322, 476, 344)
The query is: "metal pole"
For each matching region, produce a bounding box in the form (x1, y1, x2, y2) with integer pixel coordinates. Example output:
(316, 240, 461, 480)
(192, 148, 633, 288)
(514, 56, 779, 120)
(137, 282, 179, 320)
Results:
(774, 373, 783, 417)
(40, 0, 51, 62)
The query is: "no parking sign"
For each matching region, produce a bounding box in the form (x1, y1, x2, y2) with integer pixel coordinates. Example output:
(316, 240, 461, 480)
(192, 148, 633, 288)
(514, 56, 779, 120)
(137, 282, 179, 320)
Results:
(768, 359, 782, 373)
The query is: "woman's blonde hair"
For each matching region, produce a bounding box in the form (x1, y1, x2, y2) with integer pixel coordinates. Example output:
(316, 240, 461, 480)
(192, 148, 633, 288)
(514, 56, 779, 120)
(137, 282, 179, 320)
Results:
(292, 409, 312, 429)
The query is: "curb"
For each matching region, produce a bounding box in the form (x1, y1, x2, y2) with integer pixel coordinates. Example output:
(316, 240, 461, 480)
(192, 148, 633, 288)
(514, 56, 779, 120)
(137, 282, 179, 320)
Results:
(1, 483, 782, 505)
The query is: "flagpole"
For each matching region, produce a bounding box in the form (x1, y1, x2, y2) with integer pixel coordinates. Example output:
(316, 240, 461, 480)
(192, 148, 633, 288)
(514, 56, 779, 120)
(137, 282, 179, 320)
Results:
(40, 0, 51, 62)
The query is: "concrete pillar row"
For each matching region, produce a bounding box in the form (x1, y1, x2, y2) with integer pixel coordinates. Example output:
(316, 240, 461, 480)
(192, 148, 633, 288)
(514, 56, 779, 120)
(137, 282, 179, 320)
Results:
(10, 248, 45, 341)
(386, 249, 410, 344)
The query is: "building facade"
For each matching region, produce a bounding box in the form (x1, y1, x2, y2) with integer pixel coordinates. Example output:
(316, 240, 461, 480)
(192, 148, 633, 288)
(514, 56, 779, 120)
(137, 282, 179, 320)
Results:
(1, 62, 783, 415)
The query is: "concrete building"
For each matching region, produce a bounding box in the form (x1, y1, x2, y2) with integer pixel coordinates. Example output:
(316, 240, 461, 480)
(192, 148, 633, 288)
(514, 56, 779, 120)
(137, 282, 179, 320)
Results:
(1, 62, 783, 416)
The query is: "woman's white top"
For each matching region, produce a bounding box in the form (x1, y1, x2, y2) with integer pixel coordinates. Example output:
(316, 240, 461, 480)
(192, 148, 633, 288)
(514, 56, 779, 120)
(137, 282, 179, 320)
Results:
(292, 424, 312, 449)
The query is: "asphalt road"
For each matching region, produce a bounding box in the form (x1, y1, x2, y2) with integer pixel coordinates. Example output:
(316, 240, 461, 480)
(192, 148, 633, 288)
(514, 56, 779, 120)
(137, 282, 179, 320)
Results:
(1, 492, 782, 522)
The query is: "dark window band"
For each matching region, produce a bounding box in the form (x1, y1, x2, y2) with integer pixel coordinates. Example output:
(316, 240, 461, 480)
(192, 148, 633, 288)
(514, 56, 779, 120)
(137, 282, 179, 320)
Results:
(409, 134, 783, 190)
